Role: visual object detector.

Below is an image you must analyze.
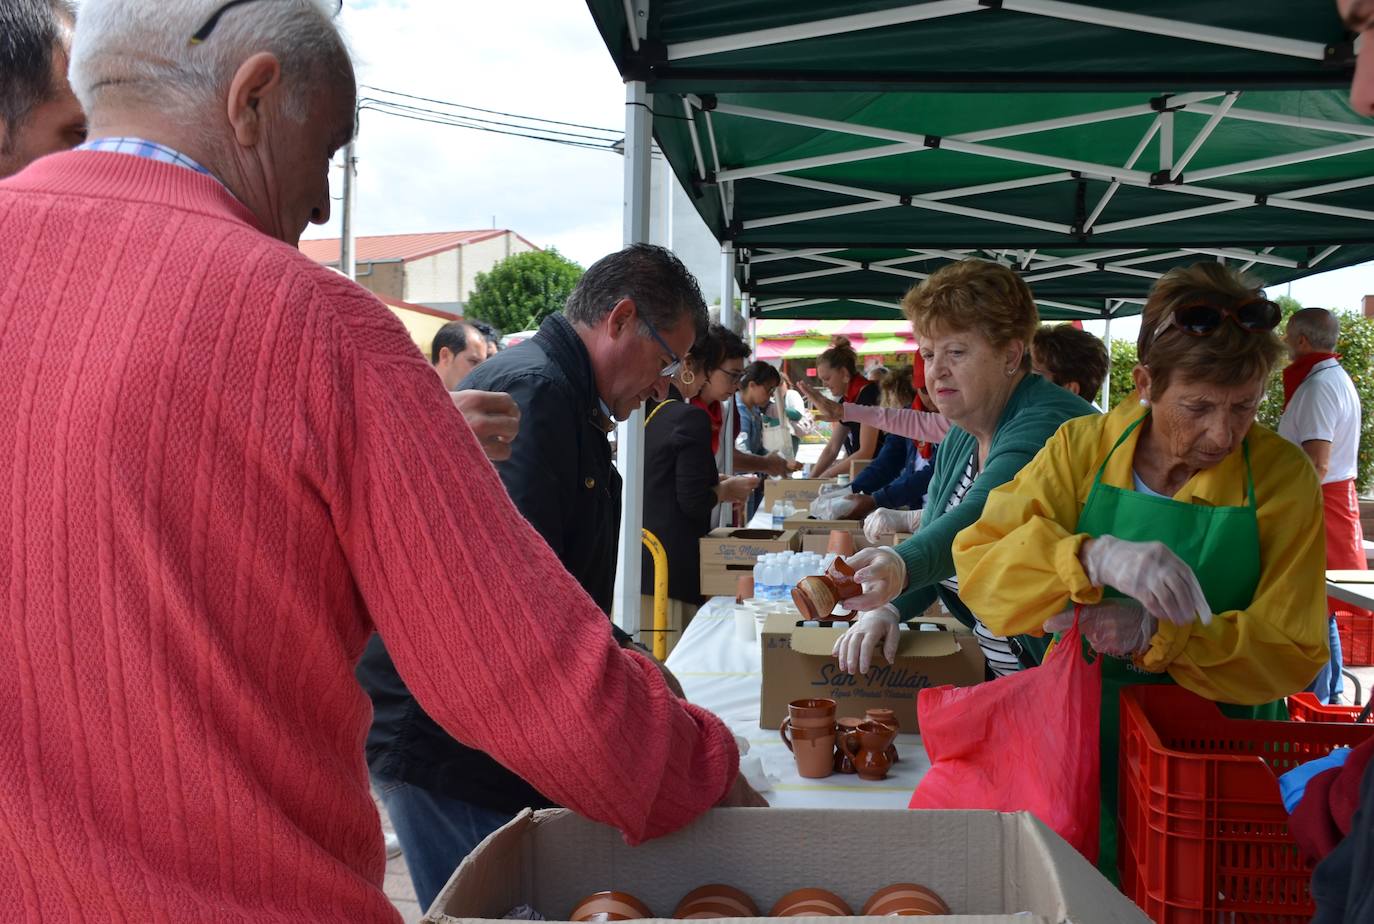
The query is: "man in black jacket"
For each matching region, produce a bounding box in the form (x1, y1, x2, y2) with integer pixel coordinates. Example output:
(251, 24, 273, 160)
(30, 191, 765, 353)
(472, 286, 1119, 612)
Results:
(357, 244, 743, 908)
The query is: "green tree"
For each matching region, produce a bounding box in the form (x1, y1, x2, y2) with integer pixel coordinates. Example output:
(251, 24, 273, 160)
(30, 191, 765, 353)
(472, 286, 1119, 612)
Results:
(464, 248, 583, 334)
(1107, 338, 1139, 411)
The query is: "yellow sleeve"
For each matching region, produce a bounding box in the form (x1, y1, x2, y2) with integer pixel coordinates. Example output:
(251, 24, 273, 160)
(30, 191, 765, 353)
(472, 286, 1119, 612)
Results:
(953, 422, 1103, 638)
(1143, 449, 1329, 705)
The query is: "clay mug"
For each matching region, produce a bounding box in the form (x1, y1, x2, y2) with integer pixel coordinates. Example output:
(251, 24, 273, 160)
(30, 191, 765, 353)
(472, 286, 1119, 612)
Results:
(673, 884, 760, 919)
(569, 891, 653, 922)
(770, 888, 854, 917)
(865, 708, 900, 764)
(735, 573, 753, 603)
(861, 883, 950, 916)
(779, 721, 835, 779)
(786, 697, 836, 729)
(791, 557, 863, 621)
(825, 528, 856, 557)
(840, 720, 897, 781)
(833, 716, 864, 773)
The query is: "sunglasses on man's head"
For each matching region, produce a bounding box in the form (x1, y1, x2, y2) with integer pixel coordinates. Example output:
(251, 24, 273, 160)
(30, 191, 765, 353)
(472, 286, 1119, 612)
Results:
(191, 0, 343, 45)
(1151, 297, 1282, 345)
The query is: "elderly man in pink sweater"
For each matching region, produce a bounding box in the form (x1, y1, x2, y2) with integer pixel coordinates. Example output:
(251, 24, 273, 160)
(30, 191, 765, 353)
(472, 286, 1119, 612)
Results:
(0, 1, 760, 921)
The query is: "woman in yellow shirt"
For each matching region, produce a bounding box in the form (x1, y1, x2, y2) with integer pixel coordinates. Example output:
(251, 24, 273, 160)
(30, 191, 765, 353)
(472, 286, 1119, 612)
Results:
(954, 262, 1329, 876)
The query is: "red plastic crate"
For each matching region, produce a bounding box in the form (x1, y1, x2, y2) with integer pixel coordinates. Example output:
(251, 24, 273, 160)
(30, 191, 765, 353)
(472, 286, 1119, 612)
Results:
(1118, 685, 1374, 924)
(1287, 692, 1368, 724)
(1336, 607, 1374, 666)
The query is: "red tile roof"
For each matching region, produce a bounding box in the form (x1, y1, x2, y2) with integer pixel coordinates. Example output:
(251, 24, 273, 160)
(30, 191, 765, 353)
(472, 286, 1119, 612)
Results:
(299, 230, 537, 265)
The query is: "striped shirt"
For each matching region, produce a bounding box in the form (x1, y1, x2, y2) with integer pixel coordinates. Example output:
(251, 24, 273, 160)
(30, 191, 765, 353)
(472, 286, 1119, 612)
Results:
(940, 453, 1022, 677)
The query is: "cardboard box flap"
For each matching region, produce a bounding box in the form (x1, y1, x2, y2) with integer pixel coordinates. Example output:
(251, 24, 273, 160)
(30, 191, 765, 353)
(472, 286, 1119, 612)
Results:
(1007, 813, 1149, 924)
(790, 624, 960, 659)
(429, 808, 537, 919)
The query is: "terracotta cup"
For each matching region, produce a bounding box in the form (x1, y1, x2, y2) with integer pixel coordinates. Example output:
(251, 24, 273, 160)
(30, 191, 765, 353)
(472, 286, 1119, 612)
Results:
(786, 697, 836, 729)
(570, 891, 653, 922)
(826, 529, 856, 557)
(861, 883, 950, 916)
(840, 719, 898, 781)
(833, 717, 865, 773)
(770, 888, 854, 917)
(865, 708, 900, 764)
(735, 574, 753, 603)
(779, 721, 835, 779)
(673, 884, 760, 919)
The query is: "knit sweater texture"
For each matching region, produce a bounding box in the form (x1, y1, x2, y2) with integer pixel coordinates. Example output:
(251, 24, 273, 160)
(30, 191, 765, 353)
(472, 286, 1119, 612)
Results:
(0, 151, 737, 922)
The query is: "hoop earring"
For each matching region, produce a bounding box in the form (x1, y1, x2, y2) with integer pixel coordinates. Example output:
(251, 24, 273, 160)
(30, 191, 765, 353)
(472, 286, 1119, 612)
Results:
(680, 368, 696, 386)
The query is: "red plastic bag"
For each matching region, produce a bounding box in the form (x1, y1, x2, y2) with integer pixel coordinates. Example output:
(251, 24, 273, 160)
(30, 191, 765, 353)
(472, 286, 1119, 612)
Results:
(908, 611, 1102, 862)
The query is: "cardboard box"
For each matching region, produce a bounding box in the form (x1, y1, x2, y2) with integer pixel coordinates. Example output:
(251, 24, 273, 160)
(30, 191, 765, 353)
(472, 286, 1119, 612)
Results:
(699, 528, 798, 566)
(783, 514, 861, 532)
(425, 808, 1149, 924)
(759, 613, 984, 731)
(762, 477, 832, 513)
(699, 529, 799, 598)
(794, 525, 874, 554)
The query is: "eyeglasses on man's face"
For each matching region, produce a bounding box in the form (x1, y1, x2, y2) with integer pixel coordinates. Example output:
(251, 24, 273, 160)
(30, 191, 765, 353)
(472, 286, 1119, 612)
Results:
(639, 315, 683, 378)
(191, 0, 343, 45)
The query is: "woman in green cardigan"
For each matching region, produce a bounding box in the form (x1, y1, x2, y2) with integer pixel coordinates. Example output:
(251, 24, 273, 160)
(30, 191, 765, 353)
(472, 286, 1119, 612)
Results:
(834, 259, 1096, 679)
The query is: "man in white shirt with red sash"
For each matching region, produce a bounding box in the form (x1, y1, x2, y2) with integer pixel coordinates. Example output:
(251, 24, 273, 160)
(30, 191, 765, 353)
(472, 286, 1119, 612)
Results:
(1279, 307, 1364, 704)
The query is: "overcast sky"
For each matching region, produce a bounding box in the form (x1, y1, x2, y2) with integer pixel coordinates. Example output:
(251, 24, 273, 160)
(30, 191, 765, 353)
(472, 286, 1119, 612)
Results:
(306, 0, 1374, 319)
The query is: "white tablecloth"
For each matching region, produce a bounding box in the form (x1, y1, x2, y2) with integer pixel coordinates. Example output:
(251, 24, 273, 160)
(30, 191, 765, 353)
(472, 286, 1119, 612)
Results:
(1328, 577, 1374, 610)
(667, 597, 928, 809)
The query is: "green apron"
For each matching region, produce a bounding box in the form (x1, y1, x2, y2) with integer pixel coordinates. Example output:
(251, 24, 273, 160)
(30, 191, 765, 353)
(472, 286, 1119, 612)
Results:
(1075, 412, 1284, 880)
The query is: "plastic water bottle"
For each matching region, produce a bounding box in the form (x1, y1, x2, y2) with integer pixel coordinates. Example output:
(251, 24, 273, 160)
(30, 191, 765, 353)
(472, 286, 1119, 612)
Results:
(753, 558, 766, 601)
(771, 501, 785, 530)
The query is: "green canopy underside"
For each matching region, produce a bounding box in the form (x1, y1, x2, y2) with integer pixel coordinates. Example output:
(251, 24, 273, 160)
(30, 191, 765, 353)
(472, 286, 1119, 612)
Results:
(587, 1, 1371, 318)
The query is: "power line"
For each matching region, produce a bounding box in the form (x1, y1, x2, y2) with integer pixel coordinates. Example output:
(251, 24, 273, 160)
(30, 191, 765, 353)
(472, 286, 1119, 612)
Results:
(357, 103, 623, 152)
(358, 98, 622, 145)
(360, 84, 620, 136)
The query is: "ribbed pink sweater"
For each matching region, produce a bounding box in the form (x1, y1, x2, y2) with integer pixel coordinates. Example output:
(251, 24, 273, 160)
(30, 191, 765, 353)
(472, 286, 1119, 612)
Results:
(0, 152, 737, 922)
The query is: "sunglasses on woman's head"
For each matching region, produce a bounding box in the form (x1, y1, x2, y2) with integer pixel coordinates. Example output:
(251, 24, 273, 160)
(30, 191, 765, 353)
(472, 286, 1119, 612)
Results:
(1151, 297, 1282, 345)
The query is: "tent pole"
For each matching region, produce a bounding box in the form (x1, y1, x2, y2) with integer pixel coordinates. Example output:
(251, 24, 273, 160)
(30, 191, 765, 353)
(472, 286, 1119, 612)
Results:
(721, 243, 738, 332)
(613, 79, 652, 639)
(1101, 309, 1112, 411)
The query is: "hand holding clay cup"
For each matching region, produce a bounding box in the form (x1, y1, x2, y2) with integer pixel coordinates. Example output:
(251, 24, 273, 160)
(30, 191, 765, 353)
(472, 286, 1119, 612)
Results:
(673, 885, 760, 919)
(569, 891, 653, 922)
(861, 883, 950, 916)
(792, 557, 863, 621)
(770, 888, 853, 917)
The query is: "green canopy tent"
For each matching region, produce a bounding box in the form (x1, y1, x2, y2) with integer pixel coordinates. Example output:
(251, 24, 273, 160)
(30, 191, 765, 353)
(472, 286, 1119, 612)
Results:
(591, 0, 1370, 635)
(587, 1, 1372, 322)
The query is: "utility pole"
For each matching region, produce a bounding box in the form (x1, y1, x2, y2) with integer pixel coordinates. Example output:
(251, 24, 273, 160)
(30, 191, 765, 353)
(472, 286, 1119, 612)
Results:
(339, 139, 357, 279)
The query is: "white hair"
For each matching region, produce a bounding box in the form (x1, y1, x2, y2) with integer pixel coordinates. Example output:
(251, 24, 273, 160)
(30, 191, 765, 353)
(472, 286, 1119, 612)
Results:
(69, 0, 352, 125)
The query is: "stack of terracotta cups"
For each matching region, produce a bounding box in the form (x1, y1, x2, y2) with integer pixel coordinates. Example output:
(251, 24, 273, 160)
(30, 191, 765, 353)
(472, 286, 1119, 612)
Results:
(777, 698, 837, 778)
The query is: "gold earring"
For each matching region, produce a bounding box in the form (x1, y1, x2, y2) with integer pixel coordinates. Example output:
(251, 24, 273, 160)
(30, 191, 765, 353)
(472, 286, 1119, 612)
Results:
(680, 368, 696, 386)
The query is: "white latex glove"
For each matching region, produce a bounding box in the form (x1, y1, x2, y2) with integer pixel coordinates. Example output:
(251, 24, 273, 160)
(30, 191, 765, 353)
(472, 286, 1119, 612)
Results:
(809, 490, 855, 519)
(1080, 536, 1212, 628)
(1044, 601, 1159, 658)
(832, 604, 901, 675)
(817, 482, 853, 498)
(845, 545, 908, 611)
(863, 508, 921, 544)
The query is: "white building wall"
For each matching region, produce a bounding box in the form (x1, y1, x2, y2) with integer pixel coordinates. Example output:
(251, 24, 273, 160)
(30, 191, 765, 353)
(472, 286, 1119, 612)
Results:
(403, 248, 459, 305)
(459, 233, 535, 304)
